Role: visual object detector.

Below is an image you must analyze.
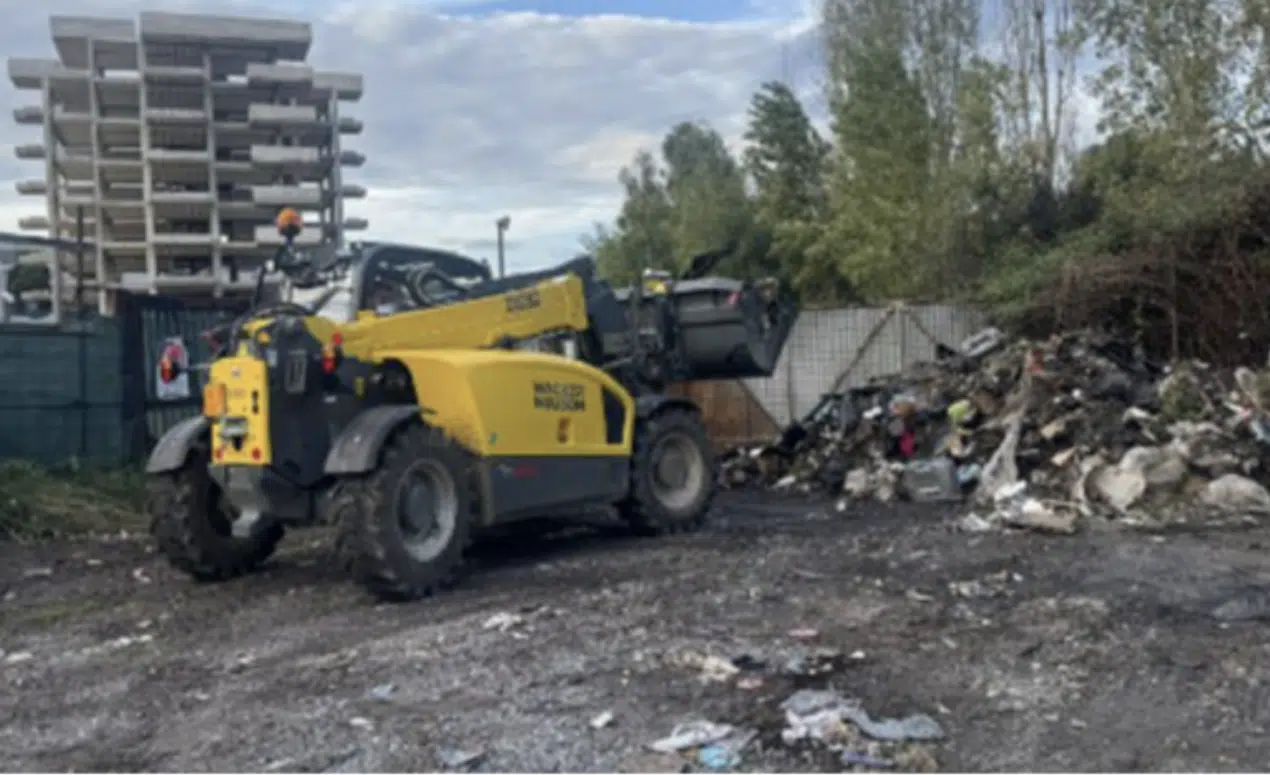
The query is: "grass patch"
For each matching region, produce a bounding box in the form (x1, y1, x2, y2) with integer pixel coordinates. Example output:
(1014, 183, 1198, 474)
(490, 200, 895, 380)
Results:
(0, 460, 147, 541)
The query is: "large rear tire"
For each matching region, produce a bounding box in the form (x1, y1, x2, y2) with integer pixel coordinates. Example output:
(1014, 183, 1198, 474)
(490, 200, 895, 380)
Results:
(618, 407, 716, 535)
(147, 450, 284, 582)
(331, 422, 475, 602)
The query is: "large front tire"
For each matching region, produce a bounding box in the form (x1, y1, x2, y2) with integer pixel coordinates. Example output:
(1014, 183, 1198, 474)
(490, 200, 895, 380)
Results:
(147, 450, 284, 582)
(331, 423, 474, 602)
(618, 407, 717, 535)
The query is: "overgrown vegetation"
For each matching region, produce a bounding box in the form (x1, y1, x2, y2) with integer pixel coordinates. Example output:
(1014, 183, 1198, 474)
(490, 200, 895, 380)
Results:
(586, 0, 1270, 363)
(0, 461, 147, 541)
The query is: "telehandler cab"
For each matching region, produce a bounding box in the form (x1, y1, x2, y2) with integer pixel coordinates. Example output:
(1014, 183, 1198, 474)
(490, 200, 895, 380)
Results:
(145, 210, 797, 601)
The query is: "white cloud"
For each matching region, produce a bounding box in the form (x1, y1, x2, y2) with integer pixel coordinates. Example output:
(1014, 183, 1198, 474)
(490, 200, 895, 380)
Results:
(0, 0, 815, 271)
(550, 128, 664, 185)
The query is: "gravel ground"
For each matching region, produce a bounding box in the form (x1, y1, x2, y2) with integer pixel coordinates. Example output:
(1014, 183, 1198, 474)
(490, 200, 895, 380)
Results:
(3, 493, 1270, 773)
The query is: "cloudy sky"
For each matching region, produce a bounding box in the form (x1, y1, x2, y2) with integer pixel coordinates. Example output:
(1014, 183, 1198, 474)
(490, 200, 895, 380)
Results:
(0, 0, 825, 272)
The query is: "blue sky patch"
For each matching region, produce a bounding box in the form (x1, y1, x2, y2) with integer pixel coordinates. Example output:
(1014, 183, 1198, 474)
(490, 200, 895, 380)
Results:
(439, 0, 758, 23)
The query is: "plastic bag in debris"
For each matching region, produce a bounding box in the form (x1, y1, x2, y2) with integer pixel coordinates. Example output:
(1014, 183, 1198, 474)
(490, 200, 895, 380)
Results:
(978, 480, 1079, 534)
(649, 720, 736, 753)
(781, 689, 945, 744)
(781, 690, 858, 745)
(843, 707, 944, 742)
(959, 327, 1005, 359)
(1200, 473, 1270, 514)
(697, 730, 757, 770)
(973, 408, 1025, 506)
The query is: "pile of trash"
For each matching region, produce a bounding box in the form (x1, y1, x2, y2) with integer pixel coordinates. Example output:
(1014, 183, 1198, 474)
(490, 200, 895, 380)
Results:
(646, 689, 942, 772)
(720, 327, 1270, 531)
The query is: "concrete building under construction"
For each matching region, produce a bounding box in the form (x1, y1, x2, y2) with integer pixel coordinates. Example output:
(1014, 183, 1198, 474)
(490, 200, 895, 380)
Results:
(7, 12, 367, 306)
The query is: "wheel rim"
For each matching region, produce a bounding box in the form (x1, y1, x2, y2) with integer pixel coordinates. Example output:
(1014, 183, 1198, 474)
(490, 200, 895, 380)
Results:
(649, 431, 706, 512)
(394, 460, 459, 562)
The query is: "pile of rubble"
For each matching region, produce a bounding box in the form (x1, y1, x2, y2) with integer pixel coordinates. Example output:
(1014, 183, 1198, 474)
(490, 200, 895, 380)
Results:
(720, 327, 1270, 531)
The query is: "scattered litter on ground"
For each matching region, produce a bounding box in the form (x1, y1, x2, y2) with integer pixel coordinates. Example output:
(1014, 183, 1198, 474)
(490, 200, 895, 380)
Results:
(649, 720, 738, 753)
(781, 647, 844, 677)
(779, 689, 944, 769)
(721, 328, 1270, 531)
(482, 611, 524, 632)
(667, 650, 742, 683)
(3, 650, 34, 665)
(729, 653, 766, 671)
(1210, 590, 1270, 622)
(590, 710, 615, 729)
(777, 686, 939, 741)
(368, 683, 396, 701)
(436, 747, 485, 770)
(844, 707, 944, 742)
(842, 751, 896, 769)
(697, 730, 756, 771)
(80, 632, 154, 658)
(647, 720, 756, 771)
(698, 744, 737, 771)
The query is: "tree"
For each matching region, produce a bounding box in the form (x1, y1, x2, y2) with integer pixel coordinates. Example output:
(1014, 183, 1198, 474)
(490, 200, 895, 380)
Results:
(590, 122, 763, 284)
(996, 0, 1080, 183)
(587, 150, 673, 285)
(1078, 0, 1252, 146)
(820, 1, 942, 299)
(742, 82, 831, 293)
(660, 122, 757, 275)
(907, 0, 981, 165)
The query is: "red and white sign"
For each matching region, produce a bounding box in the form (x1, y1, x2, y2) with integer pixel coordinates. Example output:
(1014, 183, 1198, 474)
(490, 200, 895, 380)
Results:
(155, 336, 191, 401)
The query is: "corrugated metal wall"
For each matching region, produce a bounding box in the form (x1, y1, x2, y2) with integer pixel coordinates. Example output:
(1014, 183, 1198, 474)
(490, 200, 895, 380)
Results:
(745, 303, 986, 425)
(0, 318, 127, 464)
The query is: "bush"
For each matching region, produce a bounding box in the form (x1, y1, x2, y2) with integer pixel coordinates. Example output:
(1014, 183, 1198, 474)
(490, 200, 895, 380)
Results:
(0, 460, 147, 541)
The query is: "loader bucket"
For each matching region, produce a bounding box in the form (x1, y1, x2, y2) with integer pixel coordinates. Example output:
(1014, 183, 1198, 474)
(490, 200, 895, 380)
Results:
(617, 277, 798, 381)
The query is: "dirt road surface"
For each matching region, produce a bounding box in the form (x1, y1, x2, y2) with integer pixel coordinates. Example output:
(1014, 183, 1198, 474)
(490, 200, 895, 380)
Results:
(3, 494, 1270, 773)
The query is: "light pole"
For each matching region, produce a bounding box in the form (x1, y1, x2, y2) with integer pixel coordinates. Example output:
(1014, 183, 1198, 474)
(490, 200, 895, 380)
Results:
(495, 215, 511, 278)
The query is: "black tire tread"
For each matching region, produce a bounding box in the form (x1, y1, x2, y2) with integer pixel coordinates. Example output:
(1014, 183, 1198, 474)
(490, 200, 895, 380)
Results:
(331, 422, 476, 602)
(618, 406, 717, 535)
(147, 454, 284, 582)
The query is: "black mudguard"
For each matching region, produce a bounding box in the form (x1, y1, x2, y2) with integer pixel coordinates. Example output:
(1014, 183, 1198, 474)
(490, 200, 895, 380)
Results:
(324, 405, 422, 475)
(635, 394, 699, 420)
(145, 415, 210, 474)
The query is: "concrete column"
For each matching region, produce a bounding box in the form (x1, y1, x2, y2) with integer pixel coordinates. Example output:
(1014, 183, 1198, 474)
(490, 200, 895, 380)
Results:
(86, 41, 107, 312)
(40, 80, 59, 242)
(203, 48, 223, 297)
(327, 94, 344, 248)
(316, 101, 328, 239)
(137, 37, 157, 294)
